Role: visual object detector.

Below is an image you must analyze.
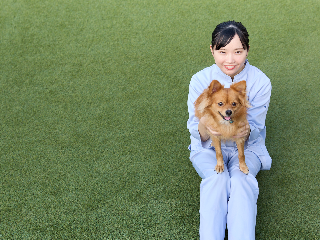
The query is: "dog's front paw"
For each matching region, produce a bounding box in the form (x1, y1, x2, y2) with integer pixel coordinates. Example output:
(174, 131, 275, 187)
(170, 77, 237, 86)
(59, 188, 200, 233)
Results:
(215, 163, 224, 173)
(239, 163, 249, 174)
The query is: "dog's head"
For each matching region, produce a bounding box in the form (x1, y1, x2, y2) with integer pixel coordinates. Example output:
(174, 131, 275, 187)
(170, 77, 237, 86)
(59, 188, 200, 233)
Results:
(195, 80, 250, 123)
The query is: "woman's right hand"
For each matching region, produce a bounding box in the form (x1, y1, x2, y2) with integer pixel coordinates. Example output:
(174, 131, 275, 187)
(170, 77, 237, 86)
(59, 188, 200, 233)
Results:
(198, 115, 221, 141)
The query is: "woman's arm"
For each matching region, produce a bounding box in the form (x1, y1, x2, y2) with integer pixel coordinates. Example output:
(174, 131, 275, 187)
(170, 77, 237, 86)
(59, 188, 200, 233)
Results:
(187, 75, 222, 142)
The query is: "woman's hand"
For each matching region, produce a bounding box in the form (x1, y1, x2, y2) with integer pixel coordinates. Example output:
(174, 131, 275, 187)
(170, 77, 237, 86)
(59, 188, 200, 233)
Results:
(233, 120, 250, 140)
(198, 115, 221, 141)
(206, 126, 222, 137)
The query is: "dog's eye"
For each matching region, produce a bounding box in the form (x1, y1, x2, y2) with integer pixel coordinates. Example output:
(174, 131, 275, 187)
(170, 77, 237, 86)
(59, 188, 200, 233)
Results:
(218, 102, 223, 106)
(232, 102, 237, 107)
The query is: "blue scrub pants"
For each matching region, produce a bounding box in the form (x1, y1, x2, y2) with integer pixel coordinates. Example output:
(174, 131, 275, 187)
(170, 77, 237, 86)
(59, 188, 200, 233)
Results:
(190, 146, 261, 240)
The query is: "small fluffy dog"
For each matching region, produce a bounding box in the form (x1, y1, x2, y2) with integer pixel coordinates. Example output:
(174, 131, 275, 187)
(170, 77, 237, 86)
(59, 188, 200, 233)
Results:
(194, 80, 251, 174)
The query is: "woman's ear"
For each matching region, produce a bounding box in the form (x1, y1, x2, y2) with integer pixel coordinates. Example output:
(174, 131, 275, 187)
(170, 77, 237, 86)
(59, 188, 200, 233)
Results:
(210, 45, 214, 56)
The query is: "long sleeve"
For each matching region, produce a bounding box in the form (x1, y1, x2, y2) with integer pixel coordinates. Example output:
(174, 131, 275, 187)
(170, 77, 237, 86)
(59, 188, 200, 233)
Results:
(187, 76, 203, 141)
(246, 71, 272, 143)
(187, 66, 216, 150)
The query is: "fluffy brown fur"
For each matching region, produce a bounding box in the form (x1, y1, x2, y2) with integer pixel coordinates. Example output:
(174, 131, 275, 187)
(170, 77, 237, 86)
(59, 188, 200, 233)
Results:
(194, 80, 251, 174)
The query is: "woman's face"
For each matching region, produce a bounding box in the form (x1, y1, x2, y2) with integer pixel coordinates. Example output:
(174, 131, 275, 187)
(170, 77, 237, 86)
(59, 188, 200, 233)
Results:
(211, 34, 249, 78)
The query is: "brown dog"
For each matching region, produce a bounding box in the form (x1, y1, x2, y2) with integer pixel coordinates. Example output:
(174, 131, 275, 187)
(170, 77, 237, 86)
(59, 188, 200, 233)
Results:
(194, 80, 251, 174)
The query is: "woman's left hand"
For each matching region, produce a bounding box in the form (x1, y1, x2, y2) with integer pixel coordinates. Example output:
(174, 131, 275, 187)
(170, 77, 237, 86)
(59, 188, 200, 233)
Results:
(233, 120, 250, 140)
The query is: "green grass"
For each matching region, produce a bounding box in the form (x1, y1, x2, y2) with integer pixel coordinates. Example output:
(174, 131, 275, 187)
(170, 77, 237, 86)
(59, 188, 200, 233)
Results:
(0, 0, 319, 239)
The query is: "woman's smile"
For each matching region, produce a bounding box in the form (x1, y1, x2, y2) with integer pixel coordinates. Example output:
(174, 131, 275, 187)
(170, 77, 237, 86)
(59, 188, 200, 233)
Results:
(224, 65, 236, 70)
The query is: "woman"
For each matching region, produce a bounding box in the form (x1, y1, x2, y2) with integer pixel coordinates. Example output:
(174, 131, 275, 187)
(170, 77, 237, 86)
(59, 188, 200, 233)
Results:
(187, 21, 272, 240)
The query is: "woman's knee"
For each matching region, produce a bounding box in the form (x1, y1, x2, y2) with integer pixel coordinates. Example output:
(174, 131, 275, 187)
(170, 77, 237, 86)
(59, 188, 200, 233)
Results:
(191, 149, 228, 179)
(228, 151, 261, 177)
(200, 170, 230, 196)
(230, 171, 259, 201)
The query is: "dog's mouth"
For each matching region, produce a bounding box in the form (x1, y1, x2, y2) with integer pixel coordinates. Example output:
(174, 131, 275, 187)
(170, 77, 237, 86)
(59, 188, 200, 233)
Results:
(218, 111, 232, 122)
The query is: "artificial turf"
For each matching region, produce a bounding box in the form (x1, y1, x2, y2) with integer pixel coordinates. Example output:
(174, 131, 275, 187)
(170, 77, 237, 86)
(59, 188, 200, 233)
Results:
(0, 0, 319, 239)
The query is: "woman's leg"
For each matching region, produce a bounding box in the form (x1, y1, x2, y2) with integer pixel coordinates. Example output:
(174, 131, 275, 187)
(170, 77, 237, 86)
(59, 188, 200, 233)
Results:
(227, 150, 262, 240)
(190, 149, 230, 240)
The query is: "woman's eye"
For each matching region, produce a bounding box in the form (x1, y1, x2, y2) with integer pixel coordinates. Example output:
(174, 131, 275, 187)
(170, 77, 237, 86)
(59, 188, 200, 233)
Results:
(220, 51, 225, 54)
(218, 102, 223, 106)
(232, 102, 237, 106)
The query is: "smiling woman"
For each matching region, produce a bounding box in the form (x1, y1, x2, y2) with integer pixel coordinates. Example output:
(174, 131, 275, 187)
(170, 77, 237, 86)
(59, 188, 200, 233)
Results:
(187, 20, 272, 240)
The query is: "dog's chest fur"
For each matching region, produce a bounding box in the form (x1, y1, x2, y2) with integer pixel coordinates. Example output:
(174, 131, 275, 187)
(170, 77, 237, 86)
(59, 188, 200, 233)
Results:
(216, 121, 239, 140)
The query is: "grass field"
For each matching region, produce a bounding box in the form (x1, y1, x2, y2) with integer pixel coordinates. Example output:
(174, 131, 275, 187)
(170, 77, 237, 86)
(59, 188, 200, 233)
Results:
(1, 0, 319, 239)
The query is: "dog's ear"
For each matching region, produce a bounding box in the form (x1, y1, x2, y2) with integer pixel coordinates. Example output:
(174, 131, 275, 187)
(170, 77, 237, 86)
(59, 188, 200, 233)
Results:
(231, 80, 246, 93)
(194, 80, 223, 117)
(209, 80, 224, 94)
(194, 80, 220, 117)
(232, 81, 251, 108)
(194, 94, 211, 117)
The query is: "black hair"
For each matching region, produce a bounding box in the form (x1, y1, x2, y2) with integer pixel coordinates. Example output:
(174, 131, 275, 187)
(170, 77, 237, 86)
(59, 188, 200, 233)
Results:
(211, 21, 249, 50)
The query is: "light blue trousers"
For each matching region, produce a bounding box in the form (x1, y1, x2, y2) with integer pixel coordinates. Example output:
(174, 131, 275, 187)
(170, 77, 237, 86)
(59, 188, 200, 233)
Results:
(190, 146, 262, 240)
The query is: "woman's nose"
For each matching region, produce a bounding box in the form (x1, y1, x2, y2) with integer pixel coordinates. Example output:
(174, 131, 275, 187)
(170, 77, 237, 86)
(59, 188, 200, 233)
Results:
(226, 53, 234, 63)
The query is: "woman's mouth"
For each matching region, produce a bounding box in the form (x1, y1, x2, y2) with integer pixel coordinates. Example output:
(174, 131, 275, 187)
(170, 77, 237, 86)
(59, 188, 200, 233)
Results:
(225, 65, 235, 70)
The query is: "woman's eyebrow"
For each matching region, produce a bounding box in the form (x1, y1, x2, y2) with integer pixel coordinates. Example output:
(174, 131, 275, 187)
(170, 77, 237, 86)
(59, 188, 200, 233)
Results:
(218, 47, 244, 50)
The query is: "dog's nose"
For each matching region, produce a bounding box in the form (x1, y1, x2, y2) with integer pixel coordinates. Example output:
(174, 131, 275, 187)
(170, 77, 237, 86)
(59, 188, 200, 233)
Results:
(225, 110, 232, 116)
